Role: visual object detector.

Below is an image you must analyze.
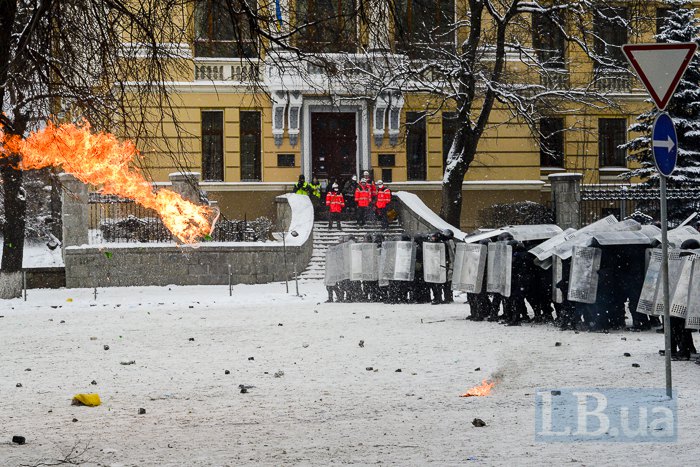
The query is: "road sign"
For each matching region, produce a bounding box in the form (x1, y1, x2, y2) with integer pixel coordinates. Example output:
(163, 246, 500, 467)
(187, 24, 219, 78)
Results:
(652, 113, 678, 177)
(622, 43, 697, 110)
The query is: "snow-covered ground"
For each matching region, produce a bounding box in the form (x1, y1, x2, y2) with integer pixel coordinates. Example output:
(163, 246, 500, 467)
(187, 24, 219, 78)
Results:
(1, 281, 698, 466)
(0, 239, 64, 268)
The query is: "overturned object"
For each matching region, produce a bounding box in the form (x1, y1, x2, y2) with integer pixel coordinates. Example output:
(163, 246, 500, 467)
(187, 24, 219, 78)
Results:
(72, 393, 102, 407)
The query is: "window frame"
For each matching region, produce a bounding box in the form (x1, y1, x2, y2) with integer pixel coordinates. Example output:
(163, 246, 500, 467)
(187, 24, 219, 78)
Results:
(201, 110, 225, 182)
(406, 111, 427, 181)
(598, 117, 628, 168)
(194, 0, 258, 58)
(239, 110, 262, 181)
(540, 117, 565, 168)
(394, 0, 456, 59)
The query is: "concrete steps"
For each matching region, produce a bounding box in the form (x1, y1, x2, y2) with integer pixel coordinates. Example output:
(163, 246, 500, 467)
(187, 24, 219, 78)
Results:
(298, 220, 405, 280)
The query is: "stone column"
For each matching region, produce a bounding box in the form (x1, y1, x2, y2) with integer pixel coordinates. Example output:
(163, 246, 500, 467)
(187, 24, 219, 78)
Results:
(59, 173, 89, 250)
(549, 173, 582, 230)
(169, 172, 201, 204)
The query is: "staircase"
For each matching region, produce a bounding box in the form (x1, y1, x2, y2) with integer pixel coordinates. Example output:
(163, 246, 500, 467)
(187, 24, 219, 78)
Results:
(298, 219, 405, 280)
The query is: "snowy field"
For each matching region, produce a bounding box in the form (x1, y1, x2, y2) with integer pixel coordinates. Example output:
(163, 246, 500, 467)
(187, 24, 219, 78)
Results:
(1, 280, 699, 466)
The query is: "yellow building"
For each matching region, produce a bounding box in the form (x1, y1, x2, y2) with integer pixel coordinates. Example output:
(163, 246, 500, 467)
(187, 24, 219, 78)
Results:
(129, 1, 680, 229)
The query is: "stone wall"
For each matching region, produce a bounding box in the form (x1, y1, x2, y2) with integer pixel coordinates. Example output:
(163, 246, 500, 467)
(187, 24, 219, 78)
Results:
(63, 185, 314, 287)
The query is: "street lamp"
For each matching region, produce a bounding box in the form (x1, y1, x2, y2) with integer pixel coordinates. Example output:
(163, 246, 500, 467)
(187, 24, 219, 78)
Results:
(273, 230, 298, 294)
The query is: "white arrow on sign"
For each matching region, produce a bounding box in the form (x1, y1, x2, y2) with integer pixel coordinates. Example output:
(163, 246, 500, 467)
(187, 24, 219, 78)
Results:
(653, 136, 675, 152)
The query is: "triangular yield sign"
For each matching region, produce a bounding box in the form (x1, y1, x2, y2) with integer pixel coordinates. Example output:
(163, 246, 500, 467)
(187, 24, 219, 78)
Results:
(623, 43, 697, 110)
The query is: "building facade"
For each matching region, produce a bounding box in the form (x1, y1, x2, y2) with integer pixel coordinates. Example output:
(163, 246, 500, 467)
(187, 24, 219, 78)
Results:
(129, 1, 681, 228)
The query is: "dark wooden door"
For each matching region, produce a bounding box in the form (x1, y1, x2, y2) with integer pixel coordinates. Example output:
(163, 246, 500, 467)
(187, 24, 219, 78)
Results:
(311, 112, 356, 186)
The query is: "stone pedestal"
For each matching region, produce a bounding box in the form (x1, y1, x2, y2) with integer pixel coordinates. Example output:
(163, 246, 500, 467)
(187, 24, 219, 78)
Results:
(59, 173, 89, 250)
(549, 173, 582, 230)
(169, 172, 201, 204)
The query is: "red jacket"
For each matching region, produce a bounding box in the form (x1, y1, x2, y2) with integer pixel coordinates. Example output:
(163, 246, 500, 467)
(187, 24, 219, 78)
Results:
(326, 191, 345, 213)
(376, 187, 391, 209)
(355, 186, 371, 207)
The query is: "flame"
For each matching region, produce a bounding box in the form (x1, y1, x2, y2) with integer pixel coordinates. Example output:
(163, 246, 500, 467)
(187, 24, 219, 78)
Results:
(0, 120, 214, 244)
(460, 379, 496, 397)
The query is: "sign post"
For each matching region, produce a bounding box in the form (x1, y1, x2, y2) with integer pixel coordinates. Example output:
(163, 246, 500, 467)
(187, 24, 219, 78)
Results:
(623, 42, 697, 399)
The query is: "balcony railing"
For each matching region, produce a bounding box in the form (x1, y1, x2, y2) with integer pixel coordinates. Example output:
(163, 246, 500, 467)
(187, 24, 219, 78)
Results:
(594, 68, 632, 92)
(194, 58, 262, 82)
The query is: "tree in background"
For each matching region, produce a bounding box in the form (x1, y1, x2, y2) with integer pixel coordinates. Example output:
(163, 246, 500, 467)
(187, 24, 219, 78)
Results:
(622, 0, 700, 221)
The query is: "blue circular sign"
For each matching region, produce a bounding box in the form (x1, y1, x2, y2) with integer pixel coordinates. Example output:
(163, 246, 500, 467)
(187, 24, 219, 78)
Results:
(652, 113, 678, 177)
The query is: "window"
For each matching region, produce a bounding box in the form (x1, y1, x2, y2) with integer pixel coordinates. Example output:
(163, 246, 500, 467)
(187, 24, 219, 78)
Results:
(240, 111, 261, 181)
(381, 168, 393, 183)
(533, 12, 565, 69)
(378, 154, 395, 167)
(593, 6, 628, 70)
(201, 111, 224, 181)
(598, 118, 627, 167)
(442, 112, 458, 169)
(394, 0, 455, 59)
(540, 118, 565, 167)
(277, 154, 295, 167)
(296, 0, 357, 53)
(194, 0, 257, 58)
(406, 112, 426, 181)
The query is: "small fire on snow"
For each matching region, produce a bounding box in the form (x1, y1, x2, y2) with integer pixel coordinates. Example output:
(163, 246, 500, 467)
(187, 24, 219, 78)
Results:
(460, 379, 496, 397)
(0, 120, 215, 244)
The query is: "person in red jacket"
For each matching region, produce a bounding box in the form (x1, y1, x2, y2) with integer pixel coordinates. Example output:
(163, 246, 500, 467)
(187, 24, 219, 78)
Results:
(354, 178, 371, 226)
(325, 183, 345, 230)
(363, 170, 377, 199)
(375, 180, 391, 229)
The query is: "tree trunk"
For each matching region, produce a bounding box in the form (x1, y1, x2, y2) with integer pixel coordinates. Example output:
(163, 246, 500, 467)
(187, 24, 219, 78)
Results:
(440, 128, 476, 229)
(1, 116, 29, 298)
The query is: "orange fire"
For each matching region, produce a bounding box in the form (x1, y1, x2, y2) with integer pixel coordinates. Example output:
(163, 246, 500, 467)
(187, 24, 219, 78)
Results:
(0, 120, 215, 244)
(460, 379, 496, 397)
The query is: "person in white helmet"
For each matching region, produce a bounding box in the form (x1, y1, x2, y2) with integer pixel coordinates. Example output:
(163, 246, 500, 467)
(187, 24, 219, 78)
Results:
(342, 175, 359, 213)
(325, 182, 345, 230)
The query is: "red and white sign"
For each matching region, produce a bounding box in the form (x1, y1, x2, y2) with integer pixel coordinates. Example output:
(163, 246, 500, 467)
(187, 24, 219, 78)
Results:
(622, 43, 697, 110)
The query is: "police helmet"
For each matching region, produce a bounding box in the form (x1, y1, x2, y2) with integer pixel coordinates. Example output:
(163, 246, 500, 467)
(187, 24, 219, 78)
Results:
(681, 239, 700, 250)
(441, 229, 454, 240)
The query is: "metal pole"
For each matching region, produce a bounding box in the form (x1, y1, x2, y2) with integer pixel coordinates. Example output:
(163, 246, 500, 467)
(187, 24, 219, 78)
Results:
(23, 271, 27, 301)
(283, 233, 289, 293)
(294, 262, 299, 296)
(94, 287, 97, 300)
(660, 175, 672, 399)
(228, 264, 232, 296)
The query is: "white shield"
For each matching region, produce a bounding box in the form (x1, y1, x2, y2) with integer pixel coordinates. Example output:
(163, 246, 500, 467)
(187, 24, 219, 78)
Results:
(380, 241, 396, 283)
(686, 259, 700, 329)
(567, 246, 602, 304)
(350, 243, 364, 281)
(670, 255, 697, 319)
(324, 244, 341, 287)
(339, 242, 352, 282)
(638, 249, 663, 315)
(363, 244, 379, 281)
(394, 241, 416, 281)
(506, 224, 563, 242)
(487, 242, 512, 297)
(423, 242, 446, 284)
(653, 250, 684, 315)
(452, 243, 487, 293)
(552, 255, 564, 303)
(378, 244, 389, 287)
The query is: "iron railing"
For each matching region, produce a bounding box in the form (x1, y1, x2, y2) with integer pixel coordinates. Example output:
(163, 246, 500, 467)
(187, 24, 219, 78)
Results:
(579, 183, 700, 227)
(88, 193, 271, 243)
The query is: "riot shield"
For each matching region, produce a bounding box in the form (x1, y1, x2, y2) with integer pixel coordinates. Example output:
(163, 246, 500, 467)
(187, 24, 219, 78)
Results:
(339, 242, 352, 282)
(531, 216, 618, 262)
(686, 260, 700, 330)
(324, 244, 341, 287)
(394, 241, 416, 281)
(653, 250, 684, 315)
(670, 255, 697, 319)
(362, 244, 379, 281)
(487, 242, 512, 297)
(567, 246, 602, 304)
(378, 244, 389, 287)
(637, 249, 663, 315)
(380, 241, 397, 283)
(452, 243, 487, 293)
(589, 231, 654, 246)
(423, 242, 446, 284)
(464, 229, 507, 244)
(506, 224, 563, 242)
(529, 228, 577, 262)
(552, 255, 563, 303)
(655, 225, 700, 248)
(350, 243, 364, 281)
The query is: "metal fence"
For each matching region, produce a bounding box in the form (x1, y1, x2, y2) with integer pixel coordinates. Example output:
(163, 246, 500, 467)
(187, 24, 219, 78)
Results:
(580, 183, 700, 227)
(88, 193, 272, 243)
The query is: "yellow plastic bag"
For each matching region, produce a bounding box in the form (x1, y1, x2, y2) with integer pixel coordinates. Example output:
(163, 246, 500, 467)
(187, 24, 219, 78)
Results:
(72, 393, 101, 407)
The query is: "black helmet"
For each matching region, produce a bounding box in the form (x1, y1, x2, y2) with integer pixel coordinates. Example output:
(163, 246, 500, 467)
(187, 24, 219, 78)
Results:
(401, 233, 412, 241)
(441, 229, 454, 240)
(497, 232, 514, 242)
(681, 239, 700, 250)
(364, 233, 373, 243)
(478, 238, 491, 245)
(373, 234, 384, 244)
